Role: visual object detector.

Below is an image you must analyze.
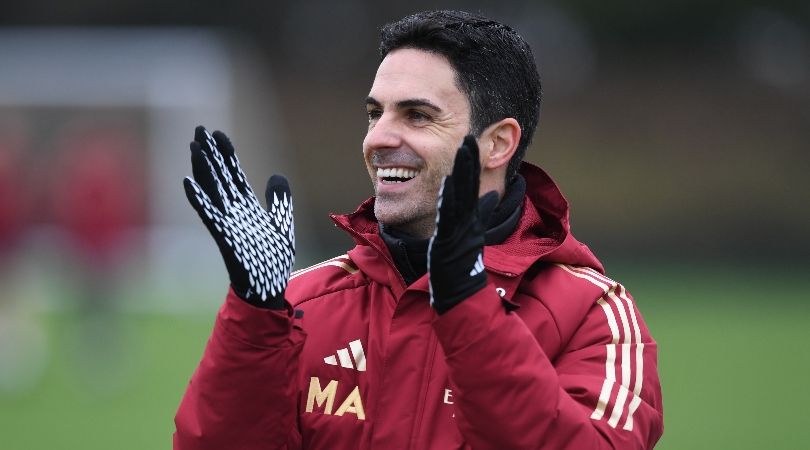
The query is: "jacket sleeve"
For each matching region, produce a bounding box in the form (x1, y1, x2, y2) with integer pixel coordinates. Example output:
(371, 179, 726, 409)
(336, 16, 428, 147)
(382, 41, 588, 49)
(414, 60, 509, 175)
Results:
(432, 281, 663, 450)
(173, 289, 307, 450)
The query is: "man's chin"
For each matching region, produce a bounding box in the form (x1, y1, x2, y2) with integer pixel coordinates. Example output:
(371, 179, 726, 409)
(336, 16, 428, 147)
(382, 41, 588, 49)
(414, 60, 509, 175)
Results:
(374, 203, 435, 238)
(374, 208, 410, 229)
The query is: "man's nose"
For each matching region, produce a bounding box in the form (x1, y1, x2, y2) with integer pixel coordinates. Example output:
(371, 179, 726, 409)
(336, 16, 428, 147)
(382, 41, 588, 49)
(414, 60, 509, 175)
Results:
(363, 114, 402, 151)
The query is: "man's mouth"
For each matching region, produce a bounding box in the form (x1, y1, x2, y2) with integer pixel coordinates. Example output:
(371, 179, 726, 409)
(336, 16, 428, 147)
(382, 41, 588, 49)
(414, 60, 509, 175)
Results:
(376, 167, 420, 184)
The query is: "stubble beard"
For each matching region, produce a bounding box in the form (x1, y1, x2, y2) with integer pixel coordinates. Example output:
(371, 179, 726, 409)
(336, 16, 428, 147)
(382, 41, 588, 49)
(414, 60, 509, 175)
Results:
(369, 147, 456, 239)
(373, 176, 441, 239)
(374, 187, 436, 238)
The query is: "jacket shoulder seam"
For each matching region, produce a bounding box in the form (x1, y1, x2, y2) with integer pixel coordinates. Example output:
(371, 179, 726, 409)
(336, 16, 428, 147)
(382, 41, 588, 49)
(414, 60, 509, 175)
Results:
(552, 263, 618, 336)
(554, 263, 617, 293)
(527, 264, 618, 350)
(293, 283, 369, 307)
(289, 254, 359, 281)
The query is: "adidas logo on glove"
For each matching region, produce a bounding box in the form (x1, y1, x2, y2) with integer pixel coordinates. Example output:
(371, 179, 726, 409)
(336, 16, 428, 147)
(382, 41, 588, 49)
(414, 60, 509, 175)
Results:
(469, 253, 485, 277)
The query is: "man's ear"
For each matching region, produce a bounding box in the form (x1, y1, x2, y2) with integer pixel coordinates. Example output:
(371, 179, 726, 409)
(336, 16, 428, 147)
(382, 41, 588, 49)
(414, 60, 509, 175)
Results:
(479, 118, 521, 171)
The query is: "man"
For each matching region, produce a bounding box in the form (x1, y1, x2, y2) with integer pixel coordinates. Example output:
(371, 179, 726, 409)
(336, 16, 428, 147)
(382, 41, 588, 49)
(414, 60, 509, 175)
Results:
(174, 10, 663, 450)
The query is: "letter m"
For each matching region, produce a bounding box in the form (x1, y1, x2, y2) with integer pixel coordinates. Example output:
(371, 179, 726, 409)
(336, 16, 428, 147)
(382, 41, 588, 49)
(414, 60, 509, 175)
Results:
(306, 377, 338, 415)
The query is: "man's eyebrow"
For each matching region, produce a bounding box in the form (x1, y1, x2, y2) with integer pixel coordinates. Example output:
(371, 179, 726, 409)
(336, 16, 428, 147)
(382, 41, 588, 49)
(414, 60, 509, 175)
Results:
(365, 96, 443, 113)
(365, 96, 381, 108)
(397, 98, 443, 113)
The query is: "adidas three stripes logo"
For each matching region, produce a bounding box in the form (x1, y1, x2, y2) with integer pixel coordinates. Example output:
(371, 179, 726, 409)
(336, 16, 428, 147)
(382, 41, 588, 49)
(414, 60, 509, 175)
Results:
(469, 253, 485, 277)
(324, 339, 367, 372)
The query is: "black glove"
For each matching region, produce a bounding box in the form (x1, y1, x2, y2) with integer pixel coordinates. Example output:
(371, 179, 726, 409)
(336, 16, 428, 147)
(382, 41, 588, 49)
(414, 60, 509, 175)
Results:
(428, 135, 498, 314)
(183, 126, 295, 309)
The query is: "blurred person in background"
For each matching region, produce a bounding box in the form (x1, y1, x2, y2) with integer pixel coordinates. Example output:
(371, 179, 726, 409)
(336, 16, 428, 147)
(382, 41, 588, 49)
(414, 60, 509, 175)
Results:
(50, 123, 145, 388)
(52, 124, 144, 273)
(175, 10, 662, 450)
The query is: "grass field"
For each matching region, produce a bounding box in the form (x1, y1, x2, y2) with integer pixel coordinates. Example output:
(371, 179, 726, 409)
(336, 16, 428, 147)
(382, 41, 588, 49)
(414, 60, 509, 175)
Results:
(620, 264, 810, 449)
(1, 264, 808, 449)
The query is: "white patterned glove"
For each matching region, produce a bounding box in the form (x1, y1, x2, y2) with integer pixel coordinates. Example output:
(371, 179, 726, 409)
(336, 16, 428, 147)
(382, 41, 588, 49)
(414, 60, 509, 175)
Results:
(183, 126, 295, 309)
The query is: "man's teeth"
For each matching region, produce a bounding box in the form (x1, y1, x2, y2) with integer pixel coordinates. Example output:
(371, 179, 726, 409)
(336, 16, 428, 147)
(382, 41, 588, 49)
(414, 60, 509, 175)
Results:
(376, 167, 418, 179)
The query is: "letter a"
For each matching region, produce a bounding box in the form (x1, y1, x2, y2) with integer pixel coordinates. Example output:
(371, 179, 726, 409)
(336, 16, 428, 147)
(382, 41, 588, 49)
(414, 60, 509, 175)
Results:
(334, 386, 366, 420)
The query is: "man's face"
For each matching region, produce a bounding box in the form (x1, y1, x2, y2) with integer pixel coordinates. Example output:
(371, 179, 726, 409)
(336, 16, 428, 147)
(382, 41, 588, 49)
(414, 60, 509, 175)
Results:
(363, 48, 471, 239)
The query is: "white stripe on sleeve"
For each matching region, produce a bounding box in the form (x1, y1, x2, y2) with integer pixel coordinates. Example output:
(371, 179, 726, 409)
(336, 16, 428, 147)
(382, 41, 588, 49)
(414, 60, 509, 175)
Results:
(578, 268, 646, 430)
(557, 264, 644, 429)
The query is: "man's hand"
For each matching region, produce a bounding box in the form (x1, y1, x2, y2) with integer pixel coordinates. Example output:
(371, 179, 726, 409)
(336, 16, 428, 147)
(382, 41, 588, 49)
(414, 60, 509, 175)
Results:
(428, 135, 498, 314)
(183, 126, 295, 309)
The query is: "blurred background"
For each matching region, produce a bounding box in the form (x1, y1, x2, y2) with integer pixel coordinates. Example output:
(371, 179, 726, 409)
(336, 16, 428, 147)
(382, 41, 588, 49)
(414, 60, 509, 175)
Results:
(1, 1, 808, 448)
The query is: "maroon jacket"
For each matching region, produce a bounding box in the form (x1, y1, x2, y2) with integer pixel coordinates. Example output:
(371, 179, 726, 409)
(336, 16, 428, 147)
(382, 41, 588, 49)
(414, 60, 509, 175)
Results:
(174, 163, 664, 449)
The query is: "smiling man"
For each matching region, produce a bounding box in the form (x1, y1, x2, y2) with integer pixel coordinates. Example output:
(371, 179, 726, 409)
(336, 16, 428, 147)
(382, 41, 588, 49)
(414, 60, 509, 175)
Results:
(364, 48, 473, 238)
(174, 10, 663, 450)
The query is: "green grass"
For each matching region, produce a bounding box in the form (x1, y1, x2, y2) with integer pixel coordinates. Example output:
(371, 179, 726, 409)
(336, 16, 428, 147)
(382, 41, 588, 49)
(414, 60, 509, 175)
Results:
(616, 263, 810, 449)
(0, 312, 215, 450)
(0, 265, 808, 449)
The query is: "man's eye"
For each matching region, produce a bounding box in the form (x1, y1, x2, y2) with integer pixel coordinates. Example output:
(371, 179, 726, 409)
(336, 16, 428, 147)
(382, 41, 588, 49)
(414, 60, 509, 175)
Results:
(407, 110, 430, 122)
(367, 109, 382, 121)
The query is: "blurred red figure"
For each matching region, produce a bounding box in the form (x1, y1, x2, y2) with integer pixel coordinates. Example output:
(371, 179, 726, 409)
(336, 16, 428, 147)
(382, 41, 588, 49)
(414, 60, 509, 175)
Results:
(51, 124, 145, 268)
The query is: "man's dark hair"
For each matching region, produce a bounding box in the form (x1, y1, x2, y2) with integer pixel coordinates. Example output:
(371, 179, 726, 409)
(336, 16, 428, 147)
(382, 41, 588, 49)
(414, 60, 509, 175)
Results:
(380, 10, 541, 183)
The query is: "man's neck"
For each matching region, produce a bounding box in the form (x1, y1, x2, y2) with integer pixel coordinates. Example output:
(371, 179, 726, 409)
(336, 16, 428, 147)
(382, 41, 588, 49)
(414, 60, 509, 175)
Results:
(380, 175, 526, 285)
(384, 216, 436, 241)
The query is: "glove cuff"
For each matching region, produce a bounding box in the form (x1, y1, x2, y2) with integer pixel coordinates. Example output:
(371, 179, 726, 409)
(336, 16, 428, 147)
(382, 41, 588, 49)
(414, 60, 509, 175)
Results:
(232, 284, 287, 310)
(431, 273, 488, 315)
